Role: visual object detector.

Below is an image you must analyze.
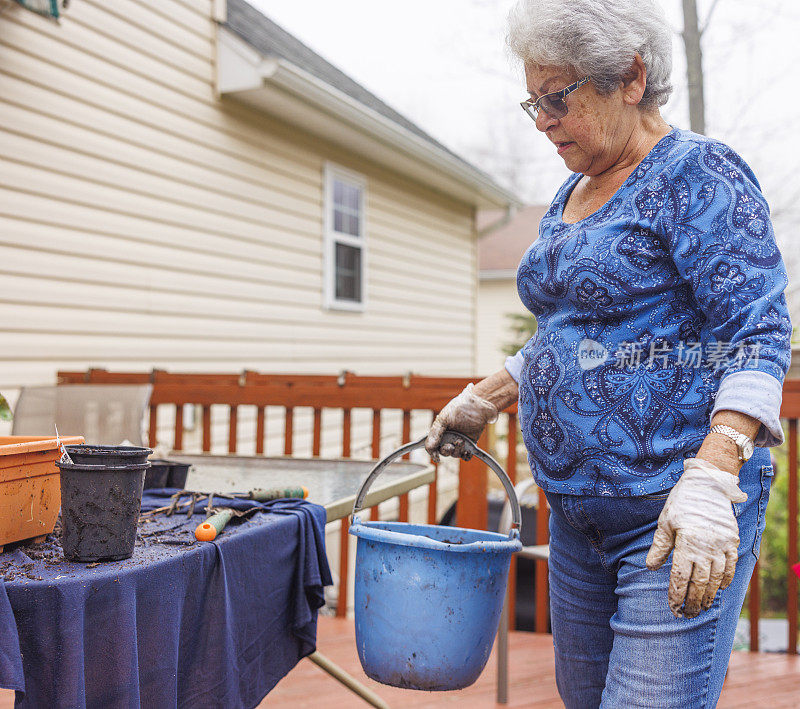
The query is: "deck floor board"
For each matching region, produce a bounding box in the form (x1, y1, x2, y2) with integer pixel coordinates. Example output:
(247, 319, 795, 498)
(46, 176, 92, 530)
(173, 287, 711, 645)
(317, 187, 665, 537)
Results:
(262, 615, 800, 708)
(2, 615, 798, 707)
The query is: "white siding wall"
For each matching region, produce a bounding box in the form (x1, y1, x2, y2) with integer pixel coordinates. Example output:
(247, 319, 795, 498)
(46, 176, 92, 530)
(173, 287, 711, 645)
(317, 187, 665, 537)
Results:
(476, 277, 529, 376)
(0, 0, 477, 399)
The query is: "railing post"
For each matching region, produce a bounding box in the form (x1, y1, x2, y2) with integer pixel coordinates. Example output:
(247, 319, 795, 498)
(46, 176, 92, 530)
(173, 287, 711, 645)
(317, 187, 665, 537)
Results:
(535, 485, 549, 633)
(312, 408, 322, 457)
(148, 405, 158, 449)
(507, 413, 518, 631)
(228, 406, 238, 453)
(749, 560, 760, 652)
(426, 410, 439, 525)
(256, 407, 265, 455)
(456, 429, 489, 531)
(371, 410, 381, 521)
(399, 411, 411, 522)
(427, 466, 438, 525)
(789, 418, 798, 655)
(202, 405, 211, 452)
(284, 407, 294, 456)
(342, 409, 351, 458)
(337, 407, 353, 617)
(173, 404, 184, 451)
(337, 518, 349, 618)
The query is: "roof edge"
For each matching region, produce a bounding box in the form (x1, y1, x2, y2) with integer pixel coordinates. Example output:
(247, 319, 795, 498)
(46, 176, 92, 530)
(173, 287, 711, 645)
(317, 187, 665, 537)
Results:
(479, 269, 518, 280)
(217, 26, 521, 209)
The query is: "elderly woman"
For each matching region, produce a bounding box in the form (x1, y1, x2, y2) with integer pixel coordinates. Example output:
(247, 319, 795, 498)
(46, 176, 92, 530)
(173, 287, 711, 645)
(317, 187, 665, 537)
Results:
(425, 0, 792, 706)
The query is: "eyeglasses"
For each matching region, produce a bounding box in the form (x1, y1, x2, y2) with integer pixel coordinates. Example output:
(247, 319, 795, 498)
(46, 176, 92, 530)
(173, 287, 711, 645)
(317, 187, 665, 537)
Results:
(520, 76, 590, 121)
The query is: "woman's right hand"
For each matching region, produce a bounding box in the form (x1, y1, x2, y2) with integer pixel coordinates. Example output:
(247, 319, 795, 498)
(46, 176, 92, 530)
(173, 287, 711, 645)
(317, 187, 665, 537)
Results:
(425, 383, 499, 462)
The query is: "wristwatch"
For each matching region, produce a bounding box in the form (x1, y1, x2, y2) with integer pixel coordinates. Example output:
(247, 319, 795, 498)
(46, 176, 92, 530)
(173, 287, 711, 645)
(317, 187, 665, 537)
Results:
(709, 425, 754, 463)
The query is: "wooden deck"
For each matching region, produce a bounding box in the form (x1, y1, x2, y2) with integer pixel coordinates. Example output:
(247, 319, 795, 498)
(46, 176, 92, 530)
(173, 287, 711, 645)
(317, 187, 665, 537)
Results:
(2, 615, 799, 707)
(262, 616, 800, 708)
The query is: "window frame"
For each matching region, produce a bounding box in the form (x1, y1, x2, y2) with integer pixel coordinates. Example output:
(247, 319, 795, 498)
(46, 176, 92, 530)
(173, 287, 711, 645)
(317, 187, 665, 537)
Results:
(323, 163, 367, 312)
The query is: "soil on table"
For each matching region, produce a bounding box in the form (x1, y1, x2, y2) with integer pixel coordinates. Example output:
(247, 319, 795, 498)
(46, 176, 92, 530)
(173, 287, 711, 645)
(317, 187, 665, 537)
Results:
(0, 514, 207, 582)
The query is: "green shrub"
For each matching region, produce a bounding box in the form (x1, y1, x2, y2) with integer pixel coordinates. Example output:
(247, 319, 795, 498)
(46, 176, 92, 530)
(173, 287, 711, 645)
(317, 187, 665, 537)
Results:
(0, 394, 11, 421)
(758, 433, 792, 616)
(502, 313, 537, 357)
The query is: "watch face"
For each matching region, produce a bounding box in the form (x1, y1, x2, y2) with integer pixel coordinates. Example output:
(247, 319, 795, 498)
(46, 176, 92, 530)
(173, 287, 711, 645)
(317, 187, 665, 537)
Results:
(742, 440, 754, 461)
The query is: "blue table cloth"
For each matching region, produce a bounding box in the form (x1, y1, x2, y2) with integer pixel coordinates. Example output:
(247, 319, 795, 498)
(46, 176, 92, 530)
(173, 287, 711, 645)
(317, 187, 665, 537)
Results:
(0, 491, 332, 708)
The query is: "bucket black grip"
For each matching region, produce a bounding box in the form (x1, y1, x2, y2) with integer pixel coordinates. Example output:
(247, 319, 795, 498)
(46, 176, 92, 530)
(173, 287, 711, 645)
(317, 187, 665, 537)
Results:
(351, 430, 522, 535)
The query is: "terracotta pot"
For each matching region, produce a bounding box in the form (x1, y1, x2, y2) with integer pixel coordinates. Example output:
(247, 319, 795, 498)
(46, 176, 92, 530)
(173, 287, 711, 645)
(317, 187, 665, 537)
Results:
(0, 435, 84, 552)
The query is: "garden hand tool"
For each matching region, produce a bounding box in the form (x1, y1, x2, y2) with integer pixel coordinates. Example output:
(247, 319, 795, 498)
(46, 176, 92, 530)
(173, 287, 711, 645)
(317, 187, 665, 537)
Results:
(194, 486, 309, 541)
(247, 486, 308, 502)
(195, 509, 236, 541)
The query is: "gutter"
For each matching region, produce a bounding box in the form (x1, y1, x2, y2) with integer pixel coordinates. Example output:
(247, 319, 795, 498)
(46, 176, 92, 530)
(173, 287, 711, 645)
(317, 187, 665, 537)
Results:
(479, 269, 518, 281)
(477, 204, 518, 238)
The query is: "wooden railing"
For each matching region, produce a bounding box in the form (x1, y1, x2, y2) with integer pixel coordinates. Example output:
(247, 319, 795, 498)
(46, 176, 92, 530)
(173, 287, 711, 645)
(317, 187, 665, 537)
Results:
(57, 368, 548, 628)
(58, 368, 800, 651)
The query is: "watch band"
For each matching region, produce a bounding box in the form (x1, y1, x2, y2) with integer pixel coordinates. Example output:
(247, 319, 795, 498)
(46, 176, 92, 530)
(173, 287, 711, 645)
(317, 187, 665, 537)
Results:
(709, 425, 754, 462)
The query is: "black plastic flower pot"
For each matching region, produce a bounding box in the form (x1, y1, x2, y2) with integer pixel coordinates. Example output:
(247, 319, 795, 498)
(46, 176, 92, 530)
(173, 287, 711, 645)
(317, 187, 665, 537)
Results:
(167, 462, 190, 489)
(143, 459, 171, 489)
(64, 445, 152, 466)
(56, 460, 149, 562)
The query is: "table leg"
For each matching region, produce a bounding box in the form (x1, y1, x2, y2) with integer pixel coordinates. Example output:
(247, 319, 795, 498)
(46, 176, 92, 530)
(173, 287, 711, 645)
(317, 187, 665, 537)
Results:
(306, 651, 389, 709)
(497, 589, 509, 704)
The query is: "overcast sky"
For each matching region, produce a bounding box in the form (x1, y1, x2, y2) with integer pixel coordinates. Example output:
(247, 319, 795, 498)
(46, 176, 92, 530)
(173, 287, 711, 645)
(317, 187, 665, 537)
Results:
(249, 0, 799, 262)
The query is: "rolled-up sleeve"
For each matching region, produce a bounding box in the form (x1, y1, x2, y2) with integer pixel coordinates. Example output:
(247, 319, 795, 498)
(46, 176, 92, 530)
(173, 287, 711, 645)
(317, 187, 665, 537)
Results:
(653, 143, 792, 446)
(710, 370, 785, 446)
(504, 350, 525, 383)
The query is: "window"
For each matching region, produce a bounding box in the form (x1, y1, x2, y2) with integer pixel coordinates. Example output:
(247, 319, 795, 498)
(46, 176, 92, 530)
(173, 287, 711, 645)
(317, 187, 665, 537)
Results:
(324, 164, 366, 310)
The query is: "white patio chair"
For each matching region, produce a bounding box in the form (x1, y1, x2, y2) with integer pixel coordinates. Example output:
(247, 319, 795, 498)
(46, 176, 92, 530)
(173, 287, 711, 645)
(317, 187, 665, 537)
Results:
(496, 476, 550, 704)
(11, 384, 153, 446)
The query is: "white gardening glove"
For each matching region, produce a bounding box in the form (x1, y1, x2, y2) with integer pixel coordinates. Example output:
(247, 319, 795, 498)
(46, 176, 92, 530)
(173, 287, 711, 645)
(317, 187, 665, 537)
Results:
(425, 384, 498, 462)
(646, 458, 747, 619)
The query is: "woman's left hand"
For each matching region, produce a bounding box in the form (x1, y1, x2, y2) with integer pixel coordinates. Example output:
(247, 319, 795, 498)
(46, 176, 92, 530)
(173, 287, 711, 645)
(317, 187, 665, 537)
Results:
(646, 458, 747, 618)
(695, 433, 742, 475)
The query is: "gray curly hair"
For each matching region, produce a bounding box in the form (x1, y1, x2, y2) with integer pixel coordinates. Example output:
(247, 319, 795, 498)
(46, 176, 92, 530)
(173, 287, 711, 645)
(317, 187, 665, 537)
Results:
(506, 0, 673, 109)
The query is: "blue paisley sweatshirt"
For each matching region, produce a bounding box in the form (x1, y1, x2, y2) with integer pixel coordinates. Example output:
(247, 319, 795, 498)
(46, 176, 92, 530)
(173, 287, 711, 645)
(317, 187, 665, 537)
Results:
(505, 128, 792, 496)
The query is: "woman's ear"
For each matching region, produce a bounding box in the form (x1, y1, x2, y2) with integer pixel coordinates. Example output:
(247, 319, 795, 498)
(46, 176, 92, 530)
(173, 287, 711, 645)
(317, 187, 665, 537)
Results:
(622, 53, 648, 105)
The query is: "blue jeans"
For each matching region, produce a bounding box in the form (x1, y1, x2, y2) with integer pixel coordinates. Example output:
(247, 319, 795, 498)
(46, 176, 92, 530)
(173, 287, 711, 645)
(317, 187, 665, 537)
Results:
(544, 449, 774, 708)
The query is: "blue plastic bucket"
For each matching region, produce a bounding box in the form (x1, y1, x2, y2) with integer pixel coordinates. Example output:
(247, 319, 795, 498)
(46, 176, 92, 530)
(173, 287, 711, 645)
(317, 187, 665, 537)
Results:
(349, 432, 522, 691)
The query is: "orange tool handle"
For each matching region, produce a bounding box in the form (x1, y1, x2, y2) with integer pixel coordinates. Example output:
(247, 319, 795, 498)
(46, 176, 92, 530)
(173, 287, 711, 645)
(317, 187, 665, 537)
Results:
(194, 488, 309, 541)
(195, 509, 235, 541)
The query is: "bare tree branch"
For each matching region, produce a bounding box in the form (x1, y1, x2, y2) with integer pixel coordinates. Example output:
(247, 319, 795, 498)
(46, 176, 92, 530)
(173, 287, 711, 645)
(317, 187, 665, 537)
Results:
(700, 0, 723, 35)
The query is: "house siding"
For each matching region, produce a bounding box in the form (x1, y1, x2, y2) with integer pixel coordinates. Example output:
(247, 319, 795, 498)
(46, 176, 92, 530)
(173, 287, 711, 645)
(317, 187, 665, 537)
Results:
(0, 0, 477, 397)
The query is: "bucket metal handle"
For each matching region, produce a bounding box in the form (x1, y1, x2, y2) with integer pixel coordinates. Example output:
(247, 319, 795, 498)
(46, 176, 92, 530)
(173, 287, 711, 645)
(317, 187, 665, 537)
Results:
(351, 430, 522, 537)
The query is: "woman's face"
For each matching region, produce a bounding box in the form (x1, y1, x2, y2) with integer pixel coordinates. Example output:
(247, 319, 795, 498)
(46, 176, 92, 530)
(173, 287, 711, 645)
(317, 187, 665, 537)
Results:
(524, 63, 635, 177)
